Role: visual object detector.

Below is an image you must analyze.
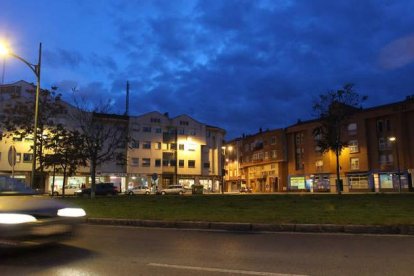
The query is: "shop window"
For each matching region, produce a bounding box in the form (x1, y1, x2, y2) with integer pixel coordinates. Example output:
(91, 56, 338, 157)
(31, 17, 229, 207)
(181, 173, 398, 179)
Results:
(188, 160, 195, 168)
(348, 174, 369, 189)
(349, 140, 359, 153)
(350, 157, 359, 170)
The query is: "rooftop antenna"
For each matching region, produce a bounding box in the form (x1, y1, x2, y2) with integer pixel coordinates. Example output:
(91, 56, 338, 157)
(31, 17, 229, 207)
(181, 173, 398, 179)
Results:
(125, 80, 130, 116)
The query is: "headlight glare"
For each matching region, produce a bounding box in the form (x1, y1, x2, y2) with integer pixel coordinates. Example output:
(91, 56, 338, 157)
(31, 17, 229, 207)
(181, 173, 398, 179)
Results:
(0, 213, 37, 224)
(57, 208, 86, 217)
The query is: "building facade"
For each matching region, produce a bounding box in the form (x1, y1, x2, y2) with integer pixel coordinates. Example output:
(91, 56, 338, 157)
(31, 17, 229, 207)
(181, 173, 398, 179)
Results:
(0, 81, 226, 193)
(224, 97, 414, 193)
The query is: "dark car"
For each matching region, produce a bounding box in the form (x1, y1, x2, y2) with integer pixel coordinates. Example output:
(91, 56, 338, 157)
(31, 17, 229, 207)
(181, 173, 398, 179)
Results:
(75, 182, 118, 196)
(0, 176, 86, 248)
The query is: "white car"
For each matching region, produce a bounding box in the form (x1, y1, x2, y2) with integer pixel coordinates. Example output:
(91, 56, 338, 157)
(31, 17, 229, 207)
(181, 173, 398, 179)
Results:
(51, 184, 81, 196)
(157, 185, 186, 195)
(125, 186, 151, 195)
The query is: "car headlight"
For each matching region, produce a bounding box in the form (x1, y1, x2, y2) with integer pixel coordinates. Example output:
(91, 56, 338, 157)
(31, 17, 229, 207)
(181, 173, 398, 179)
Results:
(0, 213, 37, 224)
(57, 208, 86, 217)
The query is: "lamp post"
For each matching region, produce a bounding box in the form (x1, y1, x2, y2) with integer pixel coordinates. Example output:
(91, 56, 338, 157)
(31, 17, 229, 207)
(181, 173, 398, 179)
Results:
(389, 136, 401, 193)
(0, 43, 42, 189)
(221, 146, 226, 194)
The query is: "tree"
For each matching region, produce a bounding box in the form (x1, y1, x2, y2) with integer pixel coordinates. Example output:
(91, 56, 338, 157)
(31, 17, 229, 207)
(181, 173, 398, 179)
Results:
(70, 99, 128, 198)
(1, 85, 66, 188)
(313, 83, 366, 194)
(43, 125, 87, 196)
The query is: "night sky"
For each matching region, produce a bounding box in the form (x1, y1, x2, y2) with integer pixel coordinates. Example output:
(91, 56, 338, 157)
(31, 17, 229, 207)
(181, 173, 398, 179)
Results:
(1, 0, 414, 139)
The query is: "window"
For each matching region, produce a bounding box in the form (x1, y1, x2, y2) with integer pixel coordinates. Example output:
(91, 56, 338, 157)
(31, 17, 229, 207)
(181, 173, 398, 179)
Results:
(179, 160, 184, 167)
(178, 128, 185, 135)
(131, 158, 139, 166)
(378, 138, 387, 150)
(155, 159, 161, 167)
(179, 120, 189, 126)
(16, 153, 21, 163)
(187, 143, 196, 151)
(188, 129, 196, 135)
(271, 136, 277, 145)
(350, 157, 359, 170)
(155, 142, 161, 150)
(271, 150, 277, 159)
(23, 153, 33, 163)
(143, 141, 151, 149)
(170, 143, 177, 150)
(188, 160, 195, 168)
(142, 158, 150, 167)
(348, 123, 357, 135)
(315, 160, 323, 171)
(377, 120, 383, 132)
(203, 162, 210, 168)
(155, 128, 162, 133)
(143, 126, 151, 133)
(264, 152, 269, 160)
(131, 140, 139, 149)
(348, 140, 359, 153)
(179, 144, 185, 150)
(150, 118, 161, 123)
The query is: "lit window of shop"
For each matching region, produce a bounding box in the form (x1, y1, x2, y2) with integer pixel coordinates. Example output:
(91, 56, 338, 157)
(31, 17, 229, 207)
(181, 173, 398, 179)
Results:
(349, 140, 359, 153)
(143, 141, 151, 149)
(188, 160, 195, 168)
(348, 174, 369, 189)
(350, 157, 359, 170)
(132, 158, 139, 166)
(142, 158, 150, 167)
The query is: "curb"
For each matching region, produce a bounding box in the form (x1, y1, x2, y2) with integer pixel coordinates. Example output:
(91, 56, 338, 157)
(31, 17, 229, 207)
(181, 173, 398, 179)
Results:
(86, 218, 414, 235)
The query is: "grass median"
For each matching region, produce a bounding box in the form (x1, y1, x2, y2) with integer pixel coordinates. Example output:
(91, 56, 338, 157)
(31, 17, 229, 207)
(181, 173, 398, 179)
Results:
(61, 193, 414, 226)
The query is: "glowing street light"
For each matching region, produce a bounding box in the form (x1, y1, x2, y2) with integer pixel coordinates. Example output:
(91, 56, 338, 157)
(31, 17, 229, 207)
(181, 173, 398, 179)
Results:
(388, 136, 401, 193)
(0, 42, 42, 189)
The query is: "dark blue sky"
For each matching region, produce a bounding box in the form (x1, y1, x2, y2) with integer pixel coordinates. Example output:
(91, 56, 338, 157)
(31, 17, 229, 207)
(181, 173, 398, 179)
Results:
(1, 0, 414, 139)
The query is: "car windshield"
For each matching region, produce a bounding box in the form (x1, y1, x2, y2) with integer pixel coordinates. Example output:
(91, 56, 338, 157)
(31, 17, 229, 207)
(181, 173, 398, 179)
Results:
(0, 176, 35, 195)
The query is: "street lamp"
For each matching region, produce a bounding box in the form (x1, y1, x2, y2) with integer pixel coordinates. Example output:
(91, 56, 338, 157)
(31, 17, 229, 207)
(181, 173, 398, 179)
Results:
(389, 136, 402, 193)
(0, 42, 42, 189)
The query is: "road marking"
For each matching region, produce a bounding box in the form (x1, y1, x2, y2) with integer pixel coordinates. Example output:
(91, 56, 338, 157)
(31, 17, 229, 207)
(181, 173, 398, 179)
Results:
(147, 263, 307, 276)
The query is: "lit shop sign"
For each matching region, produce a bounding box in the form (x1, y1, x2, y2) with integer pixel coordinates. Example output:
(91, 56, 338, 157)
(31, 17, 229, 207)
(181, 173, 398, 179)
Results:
(290, 176, 306, 189)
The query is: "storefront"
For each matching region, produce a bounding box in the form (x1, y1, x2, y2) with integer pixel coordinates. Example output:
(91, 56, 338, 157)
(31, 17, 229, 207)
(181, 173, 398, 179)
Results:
(347, 173, 373, 192)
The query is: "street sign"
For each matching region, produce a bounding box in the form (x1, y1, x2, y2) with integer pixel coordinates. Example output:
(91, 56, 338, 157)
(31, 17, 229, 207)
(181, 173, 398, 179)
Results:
(8, 146, 17, 167)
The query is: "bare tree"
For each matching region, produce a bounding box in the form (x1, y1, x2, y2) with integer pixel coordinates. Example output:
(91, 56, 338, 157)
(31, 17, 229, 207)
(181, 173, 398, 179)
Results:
(70, 96, 128, 198)
(313, 83, 366, 194)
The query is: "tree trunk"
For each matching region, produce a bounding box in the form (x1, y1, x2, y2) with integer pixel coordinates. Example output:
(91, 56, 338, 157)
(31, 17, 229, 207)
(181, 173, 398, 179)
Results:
(62, 167, 67, 198)
(90, 159, 96, 199)
(336, 148, 341, 195)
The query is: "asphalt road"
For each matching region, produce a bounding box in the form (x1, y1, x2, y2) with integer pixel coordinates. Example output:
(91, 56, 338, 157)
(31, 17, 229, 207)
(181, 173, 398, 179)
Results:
(0, 224, 413, 276)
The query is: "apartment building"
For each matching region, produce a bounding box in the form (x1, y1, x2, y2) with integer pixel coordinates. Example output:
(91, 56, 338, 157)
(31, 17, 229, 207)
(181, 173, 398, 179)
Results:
(0, 81, 226, 193)
(224, 129, 287, 193)
(224, 97, 414, 193)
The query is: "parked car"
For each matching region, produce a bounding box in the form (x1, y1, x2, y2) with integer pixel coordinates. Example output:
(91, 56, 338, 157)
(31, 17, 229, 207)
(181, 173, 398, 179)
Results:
(50, 183, 81, 196)
(0, 176, 86, 248)
(125, 186, 151, 195)
(240, 187, 253, 193)
(75, 183, 118, 196)
(157, 185, 186, 195)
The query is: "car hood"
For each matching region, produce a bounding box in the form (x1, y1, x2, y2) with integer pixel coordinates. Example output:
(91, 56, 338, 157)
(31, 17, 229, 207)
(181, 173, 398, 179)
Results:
(0, 195, 70, 217)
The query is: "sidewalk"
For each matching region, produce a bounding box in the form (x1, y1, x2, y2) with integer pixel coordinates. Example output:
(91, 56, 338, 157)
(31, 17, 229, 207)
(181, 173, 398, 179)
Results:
(86, 218, 414, 235)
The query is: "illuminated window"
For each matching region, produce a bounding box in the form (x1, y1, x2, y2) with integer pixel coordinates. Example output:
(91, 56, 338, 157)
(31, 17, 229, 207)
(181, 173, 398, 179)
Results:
(315, 160, 323, 171)
(155, 142, 161, 150)
(349, 140, 359, 153)
(187, 143, 196, 151)
(350, 158, 359, 170)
